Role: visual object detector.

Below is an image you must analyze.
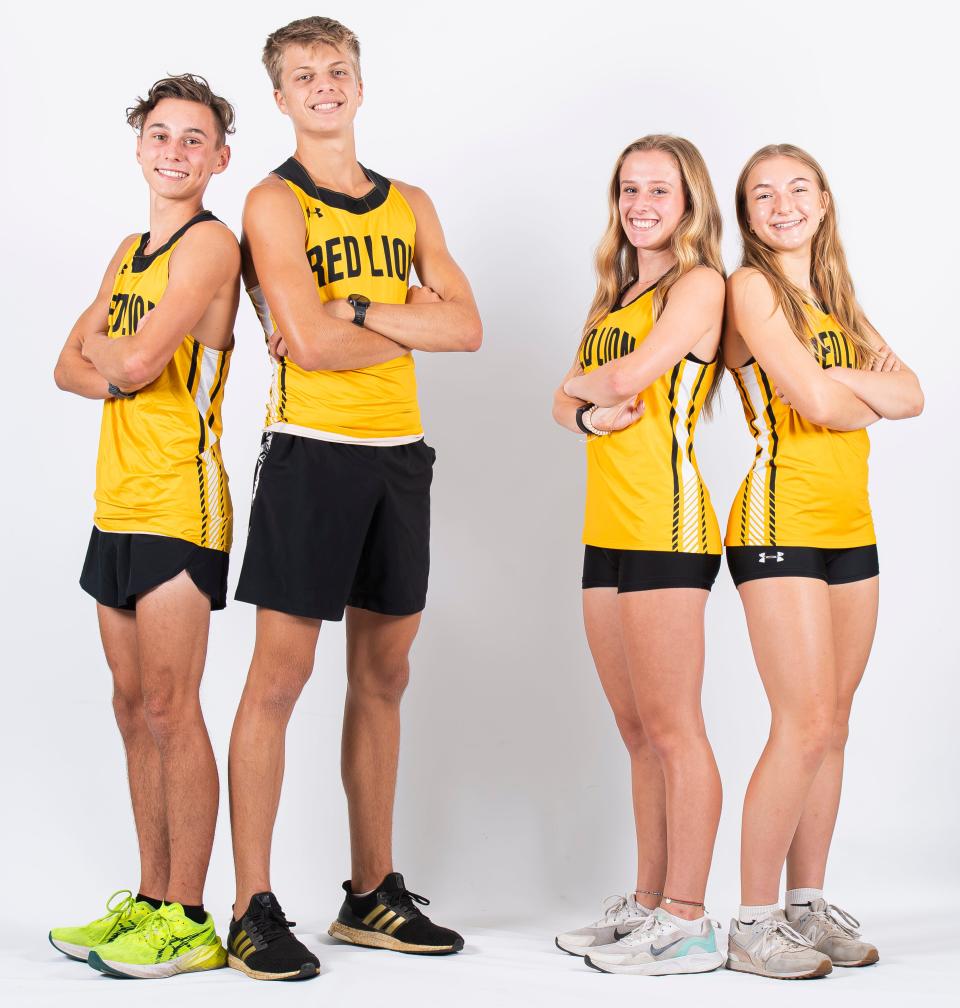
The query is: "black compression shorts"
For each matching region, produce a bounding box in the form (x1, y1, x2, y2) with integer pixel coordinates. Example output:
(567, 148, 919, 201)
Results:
(725, 544, 879, 587)
(582, 546, 722, 592)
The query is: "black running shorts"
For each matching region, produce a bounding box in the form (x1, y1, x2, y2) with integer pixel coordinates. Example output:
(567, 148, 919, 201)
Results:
(582, 546, 722, 592)
(725, 544, 879, 587)
(80, 527, 229, 610)
(235, 433, 434, 621)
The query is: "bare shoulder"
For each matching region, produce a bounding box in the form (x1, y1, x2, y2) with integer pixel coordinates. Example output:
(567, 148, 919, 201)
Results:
(174, 219, 240, 266)
(390, 179, 435, 217)
(728, 267, 776, 315)
(672, 264, 725, 298)
(244, 173, 301, 216)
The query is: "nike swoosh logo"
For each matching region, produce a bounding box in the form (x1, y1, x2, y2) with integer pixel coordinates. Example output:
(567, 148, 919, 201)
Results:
(613, 928, 633, 941)
(650, 935, 687, 956)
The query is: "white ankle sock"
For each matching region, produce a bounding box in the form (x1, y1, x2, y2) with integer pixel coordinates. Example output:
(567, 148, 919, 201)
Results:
(739, 902, 779, 925)
(659, 908, 705, 929)
(785, 887, 823, 920)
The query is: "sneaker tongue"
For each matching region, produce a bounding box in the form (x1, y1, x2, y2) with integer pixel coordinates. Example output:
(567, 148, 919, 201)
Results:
(161, 902, 184, 917)
(808, 898, 829, 913)
(381, 872, 406, 892)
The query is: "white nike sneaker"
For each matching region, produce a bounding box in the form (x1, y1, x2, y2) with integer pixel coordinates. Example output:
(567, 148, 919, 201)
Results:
(554, 894, 652, 956)
(786, 898, 879, 967)
(726, 911, 832, 979)
(585, 908, 725, 976)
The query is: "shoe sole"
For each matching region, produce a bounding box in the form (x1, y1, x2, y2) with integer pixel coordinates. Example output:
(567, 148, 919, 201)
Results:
(833, 950, 879, 968)
(88, 943, 226, 979)
(227, 954, 320, 981)
(328, 921, 463, 955)
(726, 956, 832, 979)
(585, 951, 725, 976)
(48, 934, 91, 962)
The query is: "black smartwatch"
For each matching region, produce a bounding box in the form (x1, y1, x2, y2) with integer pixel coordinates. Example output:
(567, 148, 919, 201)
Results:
(108, 383, 137, 400)
(575, 403, 595, 435)
(347, 293, 371, 328)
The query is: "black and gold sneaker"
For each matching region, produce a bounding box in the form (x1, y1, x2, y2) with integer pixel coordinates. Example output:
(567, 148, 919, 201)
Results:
(227, 892, 320, 980)
(328, 872, 464, 955)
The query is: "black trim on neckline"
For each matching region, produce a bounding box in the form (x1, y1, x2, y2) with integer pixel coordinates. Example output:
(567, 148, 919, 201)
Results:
(132, 210, 218, 273)
(273, 157, 390, 214)
(685, 351, 718, 366)
(611, 280, 659, 313)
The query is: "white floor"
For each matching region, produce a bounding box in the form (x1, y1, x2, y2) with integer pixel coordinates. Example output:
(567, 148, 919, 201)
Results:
(2, 912, 957, 1008)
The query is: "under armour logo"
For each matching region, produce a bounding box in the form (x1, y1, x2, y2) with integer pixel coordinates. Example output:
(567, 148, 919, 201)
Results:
(312, 207, 323, 218)
(758, 551, 784, 564)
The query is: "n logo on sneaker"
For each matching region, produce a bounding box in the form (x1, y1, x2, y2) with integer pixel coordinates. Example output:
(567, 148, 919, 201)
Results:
(362, 904, 407, 936)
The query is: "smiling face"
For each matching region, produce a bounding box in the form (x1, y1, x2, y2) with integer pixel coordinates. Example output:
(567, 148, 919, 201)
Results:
(618, 150, 687, 252)
(744, 155, 829, 253)
(136, 97, 229, 201)
(274, 42, 362, 135)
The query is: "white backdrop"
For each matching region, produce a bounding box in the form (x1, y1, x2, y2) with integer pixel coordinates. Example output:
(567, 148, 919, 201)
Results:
(2, 0, 957, 1003)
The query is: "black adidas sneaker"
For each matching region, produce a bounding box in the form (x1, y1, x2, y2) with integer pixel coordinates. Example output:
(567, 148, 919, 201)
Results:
(328, 872, 464, 954)
(227, 892, 320, 980)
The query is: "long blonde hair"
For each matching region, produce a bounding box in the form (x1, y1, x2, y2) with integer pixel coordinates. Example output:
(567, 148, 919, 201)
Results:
(735, 143, 875, 366)
(582, 135, 725, 409)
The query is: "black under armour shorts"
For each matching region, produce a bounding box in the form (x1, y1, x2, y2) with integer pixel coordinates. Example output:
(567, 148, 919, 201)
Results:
(80, 527, 229, 610)
(235, 432, 434, 621)
(582, 546, 722, 592)
(725, 544, 879, 587)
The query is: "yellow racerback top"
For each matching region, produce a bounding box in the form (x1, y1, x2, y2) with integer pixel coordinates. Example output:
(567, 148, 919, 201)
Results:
(94, 211, 232, 552)
(579, 285, 721, 553)
(726, 304, 874, 548)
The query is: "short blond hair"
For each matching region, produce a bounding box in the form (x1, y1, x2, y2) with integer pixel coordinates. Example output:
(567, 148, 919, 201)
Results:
(263, 16, 361, 90)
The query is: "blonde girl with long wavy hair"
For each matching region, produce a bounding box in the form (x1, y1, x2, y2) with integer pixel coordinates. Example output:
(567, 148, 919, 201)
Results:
(722, 145, 923, 980)
(552, 136, 727, 976)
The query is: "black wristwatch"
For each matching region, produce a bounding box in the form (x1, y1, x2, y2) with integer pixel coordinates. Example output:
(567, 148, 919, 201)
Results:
(575, 403, 595, 435)
(347, 293, 371, 328)
(108, 383, 137, 400)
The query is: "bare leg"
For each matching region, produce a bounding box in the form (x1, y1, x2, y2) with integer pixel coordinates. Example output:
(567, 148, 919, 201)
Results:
(97, 604, 168, 898)
(618, 589, 720, 919)
(583, 588, 666, 897)
(342, 607, 421, 892)
(738, 578, 838, 905)
(136, 572, 217, 906)
(786, 577, 879, 889)
(229, 608, 320, 915)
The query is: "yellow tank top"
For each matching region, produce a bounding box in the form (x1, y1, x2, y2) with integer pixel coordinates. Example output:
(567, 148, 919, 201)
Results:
(253, 158, 421, 442)
(94, 211, 233, 552)
(579, 285, 721, 553)
(726, 305, 874, 548)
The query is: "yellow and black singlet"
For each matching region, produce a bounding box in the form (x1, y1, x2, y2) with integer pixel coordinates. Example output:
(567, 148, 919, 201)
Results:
(94, 210, 232, 552)
(726, 304, 874, 548)
(250, 158, 421, 443)
(579, 285, 721, 553)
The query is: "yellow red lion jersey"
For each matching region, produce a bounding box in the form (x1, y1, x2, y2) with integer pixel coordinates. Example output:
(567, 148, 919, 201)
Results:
(726, 304, 874, 548)
(250, 158, 422, 442)
(94, 210, 232, 551)
(579, 284, 721, 553)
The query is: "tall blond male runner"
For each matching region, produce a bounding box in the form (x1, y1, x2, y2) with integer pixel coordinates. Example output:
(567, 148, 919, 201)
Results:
(226, 17, 482, 981)
(50, 75, 240, 979)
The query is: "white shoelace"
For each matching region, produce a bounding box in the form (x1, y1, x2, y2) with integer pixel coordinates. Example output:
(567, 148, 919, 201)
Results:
(588, 895, 643, 928)
(617, 913, 720, 948)
(804, 902, 862, 938)
(755, 916, 818, 954)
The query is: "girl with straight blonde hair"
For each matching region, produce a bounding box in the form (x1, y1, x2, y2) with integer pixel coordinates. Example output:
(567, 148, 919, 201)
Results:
(552, 135, 726, 977)
(722, 144, 923, 980)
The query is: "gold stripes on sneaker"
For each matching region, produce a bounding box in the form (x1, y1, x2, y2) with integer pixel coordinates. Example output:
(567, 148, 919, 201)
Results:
(362, 904, 407, 933)
(233, 929, 256, 960)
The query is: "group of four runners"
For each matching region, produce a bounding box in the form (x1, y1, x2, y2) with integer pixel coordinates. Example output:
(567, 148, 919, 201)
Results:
(49, 13, 922, 985)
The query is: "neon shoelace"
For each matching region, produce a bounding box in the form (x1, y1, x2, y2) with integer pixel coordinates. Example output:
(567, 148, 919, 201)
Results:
(91, 890, 137, 927)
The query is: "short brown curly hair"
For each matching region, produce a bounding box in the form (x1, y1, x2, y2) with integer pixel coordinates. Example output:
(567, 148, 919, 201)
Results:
(126, 74, 236, 147)
(263, 16, 361, 90)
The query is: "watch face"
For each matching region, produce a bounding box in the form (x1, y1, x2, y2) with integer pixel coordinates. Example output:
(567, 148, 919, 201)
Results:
(349, 294, 371, 307)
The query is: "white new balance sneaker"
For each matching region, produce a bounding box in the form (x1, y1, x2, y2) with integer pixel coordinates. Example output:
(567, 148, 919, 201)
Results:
(555, 894, 652, 956)
(726, 911, 832, 979)
(786, 898, 878, 967)
(585, 908, 725, 976)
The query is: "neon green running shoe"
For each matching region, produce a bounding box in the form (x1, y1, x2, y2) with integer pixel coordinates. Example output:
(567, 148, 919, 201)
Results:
(88, 903, 227, 979)
(49, 890, 154, 962)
